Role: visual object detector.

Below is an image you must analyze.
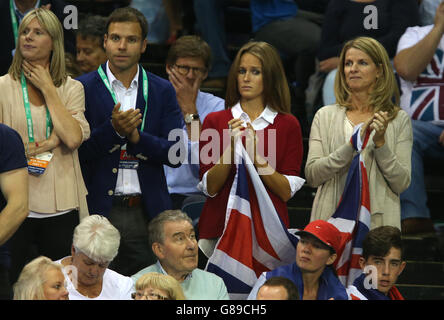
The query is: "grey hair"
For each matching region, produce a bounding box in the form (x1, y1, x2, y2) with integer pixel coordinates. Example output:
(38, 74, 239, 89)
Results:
(148, 210, 193, 246)
(72, 215, 120, 263)
(13, 256, 63, 300)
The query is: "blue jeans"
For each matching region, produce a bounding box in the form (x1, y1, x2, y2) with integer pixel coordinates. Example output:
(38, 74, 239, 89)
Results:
(400, 120, 444, 220)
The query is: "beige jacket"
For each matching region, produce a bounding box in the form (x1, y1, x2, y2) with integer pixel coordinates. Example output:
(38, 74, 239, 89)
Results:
(0, 74, 90, 220)
(305, 104, 412, 229)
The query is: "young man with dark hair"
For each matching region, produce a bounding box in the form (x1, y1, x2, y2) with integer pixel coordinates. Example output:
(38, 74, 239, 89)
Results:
(347, 226, 406, 300)
(77, 7, 184, 276)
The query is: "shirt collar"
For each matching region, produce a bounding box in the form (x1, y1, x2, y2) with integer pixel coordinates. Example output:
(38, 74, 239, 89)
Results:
(106, 60, 139, 89)
(156, 260, 193, 281)
(231, 102, 278, 125)
(13, 0, 41, 20)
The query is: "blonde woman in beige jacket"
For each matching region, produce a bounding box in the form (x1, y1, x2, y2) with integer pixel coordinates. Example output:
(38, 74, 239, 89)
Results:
(305, 37, 412, 229)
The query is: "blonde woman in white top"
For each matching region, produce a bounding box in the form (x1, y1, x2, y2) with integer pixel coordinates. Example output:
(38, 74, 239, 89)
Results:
(305, 37, 412, 229)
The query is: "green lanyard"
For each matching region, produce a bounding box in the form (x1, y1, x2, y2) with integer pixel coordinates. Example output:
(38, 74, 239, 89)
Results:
(20, 72, 53, 142)
(98, 64, 149, 132)
(9, 0, 19, 46)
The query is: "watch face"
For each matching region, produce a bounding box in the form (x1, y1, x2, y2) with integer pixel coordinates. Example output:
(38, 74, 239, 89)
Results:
(185, 113, 198, 123)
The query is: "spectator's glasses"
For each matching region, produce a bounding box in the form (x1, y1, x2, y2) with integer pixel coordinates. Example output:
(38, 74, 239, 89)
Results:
(132, 291, 169, 300)
(174, 64, 206, 76)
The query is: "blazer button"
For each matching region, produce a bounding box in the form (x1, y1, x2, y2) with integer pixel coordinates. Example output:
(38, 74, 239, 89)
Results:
(108, 190, 114, 196)
(112, 168, 118, 174)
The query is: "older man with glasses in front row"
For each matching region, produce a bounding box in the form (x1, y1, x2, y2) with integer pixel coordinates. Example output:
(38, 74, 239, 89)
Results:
(131, 210, 229, 300)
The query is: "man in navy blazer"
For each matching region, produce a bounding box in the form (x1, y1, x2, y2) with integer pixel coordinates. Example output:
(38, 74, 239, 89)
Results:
(77, 7, 184, 276)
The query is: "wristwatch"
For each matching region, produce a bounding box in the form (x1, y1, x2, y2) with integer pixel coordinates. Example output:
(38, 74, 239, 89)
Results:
(184, 113, 200, 124)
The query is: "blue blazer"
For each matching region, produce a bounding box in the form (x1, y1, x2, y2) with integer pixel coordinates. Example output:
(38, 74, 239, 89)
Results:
(77, 63, 184, 219)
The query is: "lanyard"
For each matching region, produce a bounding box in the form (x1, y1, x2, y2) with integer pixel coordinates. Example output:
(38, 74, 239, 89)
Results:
(97, 64, 149, 132)
(20, 72, 52, 142)
(9, 0, 19, 46)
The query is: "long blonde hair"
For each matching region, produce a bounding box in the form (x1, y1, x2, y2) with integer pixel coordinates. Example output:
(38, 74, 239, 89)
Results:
(335, 37, 400, 120)
(225, 41, 291, 114)
(135, 272, 186, 300)
(13, 256, 64, 300)
(8, 8, 67, 87)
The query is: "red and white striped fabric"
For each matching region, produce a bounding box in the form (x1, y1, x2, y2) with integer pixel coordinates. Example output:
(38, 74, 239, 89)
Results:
(328, 123, 372, 287)
(205, 142, 300, 300)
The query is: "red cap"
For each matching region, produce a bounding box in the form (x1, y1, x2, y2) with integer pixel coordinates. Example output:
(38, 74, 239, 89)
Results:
(296, 220, 342, 253)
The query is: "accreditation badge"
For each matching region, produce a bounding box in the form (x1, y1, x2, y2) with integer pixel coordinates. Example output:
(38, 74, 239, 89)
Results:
(28, 151, 53, 176)
(119, 149, 139, 170)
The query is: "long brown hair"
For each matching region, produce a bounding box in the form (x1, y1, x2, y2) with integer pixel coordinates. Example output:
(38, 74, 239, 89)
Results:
(335, 37, 400, 120)
(225, 41, 291, 114)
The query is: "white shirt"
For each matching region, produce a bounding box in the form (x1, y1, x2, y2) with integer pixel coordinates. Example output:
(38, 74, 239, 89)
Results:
(396, 25, 444, 126)
(106, 62, 142, 195)
(56, 257, 135, 300)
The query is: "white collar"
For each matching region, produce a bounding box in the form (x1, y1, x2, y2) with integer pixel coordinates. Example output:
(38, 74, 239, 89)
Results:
(105, 61, 139, 88)
(231, 102, 278, 124)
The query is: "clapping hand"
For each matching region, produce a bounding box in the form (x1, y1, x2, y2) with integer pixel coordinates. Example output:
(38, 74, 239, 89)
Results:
(359, 111, 389, 148)
(111, 102, 142, 138)
(370, 111, 389, 148)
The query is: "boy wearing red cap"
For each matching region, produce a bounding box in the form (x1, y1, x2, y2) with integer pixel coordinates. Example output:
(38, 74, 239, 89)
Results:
(346, 226, 406, 300)
(247, 220, 348, 300)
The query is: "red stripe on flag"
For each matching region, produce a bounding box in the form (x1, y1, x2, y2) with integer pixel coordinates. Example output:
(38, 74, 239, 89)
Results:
(412, 90, 434, 119)
(349, 254, 362, 270)
(217, 209, 254, 269)
(247, 176, 281, 260)
(360, 163, 370, 210)
(439, 87, 444, 120)
(252, 257, 271, 278)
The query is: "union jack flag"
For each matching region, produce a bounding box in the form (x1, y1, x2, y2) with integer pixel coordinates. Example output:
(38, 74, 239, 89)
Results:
(409, 48, 444, 121)
(328, 124, 372, 287)
(205, 142, 301, 300)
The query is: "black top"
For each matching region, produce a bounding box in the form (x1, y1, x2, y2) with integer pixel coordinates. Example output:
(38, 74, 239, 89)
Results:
(317, 0, 419, 60)
(0, 124, 27, 267)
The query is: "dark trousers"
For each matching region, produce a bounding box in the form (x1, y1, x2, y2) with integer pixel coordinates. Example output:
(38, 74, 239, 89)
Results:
(8, 210, 79, 285)
(0, 265, 12, 300)
(107, 199, 156, 277)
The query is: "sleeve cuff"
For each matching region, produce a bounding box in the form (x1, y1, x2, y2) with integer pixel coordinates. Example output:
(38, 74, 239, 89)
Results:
(283, 175, 306, 198)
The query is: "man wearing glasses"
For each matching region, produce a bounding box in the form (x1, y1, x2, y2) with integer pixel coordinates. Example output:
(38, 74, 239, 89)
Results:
(164, 35, 225, 210)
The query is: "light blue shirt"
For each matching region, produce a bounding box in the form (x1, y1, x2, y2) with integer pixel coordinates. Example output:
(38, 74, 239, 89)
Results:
(12, 0, 41, 22)
(164, 90, 224, 195)
(132, 261, 230, 300)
